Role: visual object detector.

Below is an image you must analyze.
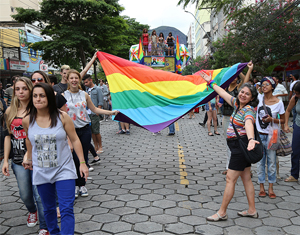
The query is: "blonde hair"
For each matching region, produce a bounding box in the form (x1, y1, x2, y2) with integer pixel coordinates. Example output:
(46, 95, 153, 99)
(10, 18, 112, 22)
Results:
(66, 69, 83, 90)
(60, 65, 70, 72)
(6, 77, 33, 134)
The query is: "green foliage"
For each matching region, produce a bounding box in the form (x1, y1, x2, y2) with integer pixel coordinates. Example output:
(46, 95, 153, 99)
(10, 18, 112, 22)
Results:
(182, 54, 213, 75)
(210, 0, 300, 74)
(12, 0, 148, 69)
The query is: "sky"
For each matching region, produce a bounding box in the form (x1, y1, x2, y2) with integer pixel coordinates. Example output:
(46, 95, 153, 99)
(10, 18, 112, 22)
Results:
(118, 0, 196, 35)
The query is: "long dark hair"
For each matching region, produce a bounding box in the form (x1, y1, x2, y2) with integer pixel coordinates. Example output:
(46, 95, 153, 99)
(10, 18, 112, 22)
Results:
(236, 83, 259, 107)
(29, 83, 60, 128)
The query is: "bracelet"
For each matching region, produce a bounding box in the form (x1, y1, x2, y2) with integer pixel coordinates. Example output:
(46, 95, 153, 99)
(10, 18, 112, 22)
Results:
(27, 159, 32, 161)
(206, 80, 217, 90)
(80, 161, 86, 164)
(248, 138, 254, 141)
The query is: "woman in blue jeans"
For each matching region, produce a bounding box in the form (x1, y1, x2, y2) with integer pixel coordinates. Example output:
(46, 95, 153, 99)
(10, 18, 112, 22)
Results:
(64, 70, 118, 197)
(256, 77, 285, 199)
(1, 77, 48, 235)
(284, 81, 300, 182)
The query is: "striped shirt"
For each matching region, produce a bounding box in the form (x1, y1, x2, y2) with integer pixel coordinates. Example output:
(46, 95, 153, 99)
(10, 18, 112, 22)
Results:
(227, 97, 256, 139)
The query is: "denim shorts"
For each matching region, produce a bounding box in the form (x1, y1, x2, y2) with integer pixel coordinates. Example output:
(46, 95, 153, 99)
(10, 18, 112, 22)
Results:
(205, 103, 216, 111)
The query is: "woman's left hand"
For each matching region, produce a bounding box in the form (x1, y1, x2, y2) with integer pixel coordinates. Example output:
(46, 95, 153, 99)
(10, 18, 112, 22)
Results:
(112, 110, 119, 115)
(80, 164, 89, 181)
(247, 139, 260, 151)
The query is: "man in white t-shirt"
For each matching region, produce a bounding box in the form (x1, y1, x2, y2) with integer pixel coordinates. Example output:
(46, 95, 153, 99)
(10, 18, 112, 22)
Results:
(273, 77, 288, 102)
(289, 74, 299, 100)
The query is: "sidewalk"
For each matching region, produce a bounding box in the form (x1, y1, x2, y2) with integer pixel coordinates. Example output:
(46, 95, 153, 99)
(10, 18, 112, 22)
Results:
(0, 111, 299, 235)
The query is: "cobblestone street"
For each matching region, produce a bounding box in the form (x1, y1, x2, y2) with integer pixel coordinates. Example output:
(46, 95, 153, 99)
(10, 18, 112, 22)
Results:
(1, 112, 300, 235)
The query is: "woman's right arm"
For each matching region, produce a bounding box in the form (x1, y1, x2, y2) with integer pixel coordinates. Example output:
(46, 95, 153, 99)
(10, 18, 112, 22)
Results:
(199, 71, 234, 106)
(22, 116, 33, 170)
(284, 95, 296, 132)
(2, 136, 11, 176)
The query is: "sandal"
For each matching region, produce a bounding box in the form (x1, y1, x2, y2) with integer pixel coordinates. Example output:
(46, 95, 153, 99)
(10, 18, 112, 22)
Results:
(208, 132, 214, 136)
(206, 212, 228, 222)
(269, 192, 276, 199)
(214, 131, 220, 135)
(258, 191, 266, 197)
(237, 210, 258, 218)
(284, 176, 298, 182)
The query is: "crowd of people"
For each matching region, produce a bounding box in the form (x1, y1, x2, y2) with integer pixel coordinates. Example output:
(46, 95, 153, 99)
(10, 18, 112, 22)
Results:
(142, 29, 176, 56)
(0, 55, 300, 233)
(0, 53, 117, 235)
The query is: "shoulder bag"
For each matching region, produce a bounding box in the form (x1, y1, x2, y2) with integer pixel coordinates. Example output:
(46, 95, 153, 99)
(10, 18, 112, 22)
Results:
(231, 108, 263, 164)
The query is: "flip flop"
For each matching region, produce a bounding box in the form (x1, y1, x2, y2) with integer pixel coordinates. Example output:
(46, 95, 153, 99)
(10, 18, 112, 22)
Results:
(96, 150, 104, 154)
(259, 191, 266, 197)
(208, 132, 214, 136)
(214, 131, 220, 135)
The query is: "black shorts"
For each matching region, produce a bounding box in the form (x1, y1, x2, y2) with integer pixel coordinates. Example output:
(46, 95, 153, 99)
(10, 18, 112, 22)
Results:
(167, 42, 174, 48)
(227, 137, 251, 171)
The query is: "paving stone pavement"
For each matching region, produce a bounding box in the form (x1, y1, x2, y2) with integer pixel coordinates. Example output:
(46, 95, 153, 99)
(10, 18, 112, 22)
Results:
(1, 111, 300, 235)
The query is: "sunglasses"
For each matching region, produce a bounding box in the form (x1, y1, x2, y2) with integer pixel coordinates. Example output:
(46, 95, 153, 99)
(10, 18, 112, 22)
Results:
(31, 78, 44, 82)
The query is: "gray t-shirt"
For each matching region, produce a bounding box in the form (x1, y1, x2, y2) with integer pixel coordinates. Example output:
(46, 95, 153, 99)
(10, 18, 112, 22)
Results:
(53, 83, 68, 94)
(4, 87, 13, 106)
(28, 117, 77, 185)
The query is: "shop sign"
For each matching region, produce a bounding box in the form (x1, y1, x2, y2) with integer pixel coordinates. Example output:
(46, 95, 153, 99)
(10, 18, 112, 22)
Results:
(10, 60, 26, 71)
(40, 60, 48, 72)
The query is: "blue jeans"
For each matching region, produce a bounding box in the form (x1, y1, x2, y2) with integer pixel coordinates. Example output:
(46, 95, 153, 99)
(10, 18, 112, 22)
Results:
(37, 180, 75, 235)
(168, 123, 175, 134)
(291, 123, 300, 179)
(257, 134, 277, 184)
(73, 125, 91, 186)
(11, 162, 47, 230)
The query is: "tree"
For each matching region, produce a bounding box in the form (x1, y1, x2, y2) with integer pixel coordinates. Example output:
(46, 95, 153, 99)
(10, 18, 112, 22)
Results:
(12, 0, 127, 68)
(182, 54, 213, 75)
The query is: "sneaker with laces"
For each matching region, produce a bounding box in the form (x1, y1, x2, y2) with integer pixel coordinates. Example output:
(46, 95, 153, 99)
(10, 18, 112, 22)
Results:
(27, 211, 38, 227)
(80, 186, 89, 197)
(90, 158, 101, 165)
(39, 229, 49, 235)
(75, 186, 79, 198)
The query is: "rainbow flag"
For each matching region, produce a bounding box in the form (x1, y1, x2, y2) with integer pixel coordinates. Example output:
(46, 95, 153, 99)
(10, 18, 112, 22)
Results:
(175, 36, 182, 74)
(97, 51, 247, 132)
(138, 37, 144, 64)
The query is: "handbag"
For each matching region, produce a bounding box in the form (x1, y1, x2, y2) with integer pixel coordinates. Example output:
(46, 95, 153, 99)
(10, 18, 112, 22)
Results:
(231, 109, 263, 164)
(276, 130, 293, 156)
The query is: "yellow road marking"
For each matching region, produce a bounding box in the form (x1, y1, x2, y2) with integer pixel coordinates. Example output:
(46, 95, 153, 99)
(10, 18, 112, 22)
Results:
(175, 122, 189, 187)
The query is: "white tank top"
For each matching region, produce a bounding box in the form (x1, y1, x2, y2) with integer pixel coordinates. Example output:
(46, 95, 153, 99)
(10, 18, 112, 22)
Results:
(64, 90, 91, 128)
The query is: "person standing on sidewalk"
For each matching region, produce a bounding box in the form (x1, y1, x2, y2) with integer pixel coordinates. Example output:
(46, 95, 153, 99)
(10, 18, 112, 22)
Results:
(256, 76, 285, 199)
(284, 82, 300, 182)
(2, 77, 49, 235)
(201, 71, 259, 222)
(98, 79, 110, 121)
(83, 74, 103, 163)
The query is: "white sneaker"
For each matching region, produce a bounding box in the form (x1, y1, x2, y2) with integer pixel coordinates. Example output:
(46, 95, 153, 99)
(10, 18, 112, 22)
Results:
(75, 186, 79, 198)
(89, 167, 94, 172)
(80, 186, 88, 197)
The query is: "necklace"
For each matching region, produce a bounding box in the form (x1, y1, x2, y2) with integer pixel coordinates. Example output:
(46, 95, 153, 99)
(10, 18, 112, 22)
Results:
(69, 91, 81, 104)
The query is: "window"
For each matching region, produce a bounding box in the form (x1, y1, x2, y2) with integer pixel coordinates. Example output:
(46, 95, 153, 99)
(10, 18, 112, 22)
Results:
(11, 7, 14, 12)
